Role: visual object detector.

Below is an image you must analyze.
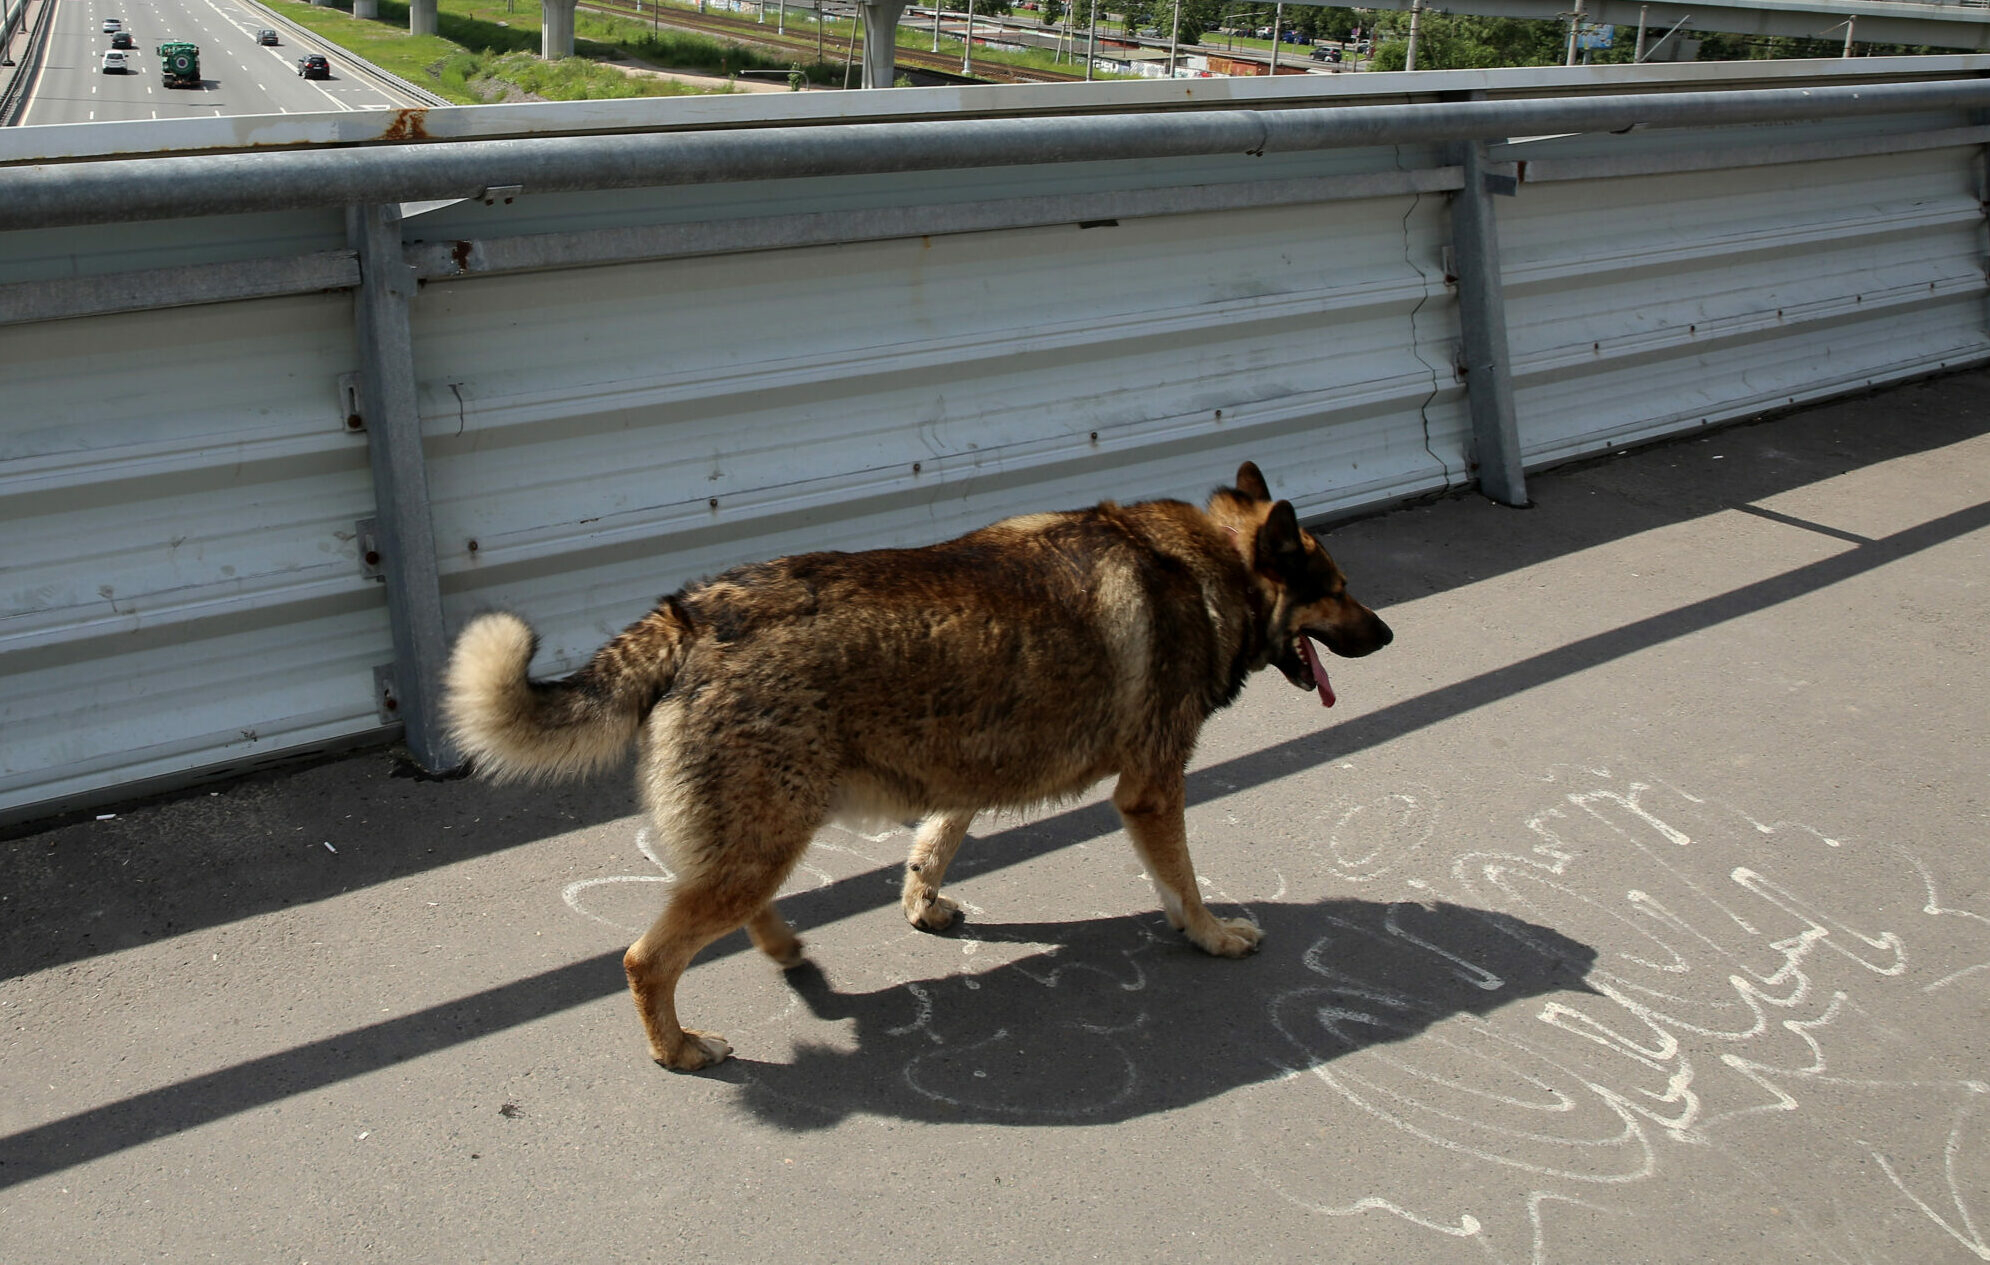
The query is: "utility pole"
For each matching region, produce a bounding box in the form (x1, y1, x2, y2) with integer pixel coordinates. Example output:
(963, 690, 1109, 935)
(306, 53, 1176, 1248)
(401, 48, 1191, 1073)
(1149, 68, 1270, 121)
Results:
(1405, 0, 1423, 70)
(1269, 0, 1282, 75)
(1167, 0, 1180, 77)
(1565, 0, 1585, 65)
(1085, 0, 1099, 79)
(962, 0, 975, 74)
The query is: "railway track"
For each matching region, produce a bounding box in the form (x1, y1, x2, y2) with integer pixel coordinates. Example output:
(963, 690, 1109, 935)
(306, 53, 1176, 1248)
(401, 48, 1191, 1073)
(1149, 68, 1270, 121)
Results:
(582, 0, 1091, 84)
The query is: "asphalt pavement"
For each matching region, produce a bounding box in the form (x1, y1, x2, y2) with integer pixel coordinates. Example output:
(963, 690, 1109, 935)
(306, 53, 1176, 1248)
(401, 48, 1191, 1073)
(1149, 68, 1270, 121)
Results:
(3, 368, 1987, 1262)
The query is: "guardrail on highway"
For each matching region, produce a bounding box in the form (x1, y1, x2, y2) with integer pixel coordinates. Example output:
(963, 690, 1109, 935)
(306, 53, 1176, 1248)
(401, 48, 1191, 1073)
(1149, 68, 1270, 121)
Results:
(0, 0, 53, 125)
(244, 0, 450, 107)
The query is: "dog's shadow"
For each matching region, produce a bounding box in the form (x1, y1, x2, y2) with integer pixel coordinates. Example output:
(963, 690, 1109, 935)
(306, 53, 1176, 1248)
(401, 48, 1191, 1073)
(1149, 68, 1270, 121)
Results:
(711, 898, 1597, 1129)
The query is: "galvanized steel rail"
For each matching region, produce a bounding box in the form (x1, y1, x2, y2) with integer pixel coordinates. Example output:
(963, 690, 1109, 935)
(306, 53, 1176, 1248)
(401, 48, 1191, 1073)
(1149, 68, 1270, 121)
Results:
(7, 76, 1990, 229)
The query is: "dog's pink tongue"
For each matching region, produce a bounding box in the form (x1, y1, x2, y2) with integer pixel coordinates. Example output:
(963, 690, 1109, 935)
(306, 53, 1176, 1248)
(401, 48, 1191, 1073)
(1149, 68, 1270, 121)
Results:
(1298, 636, 1336, 708)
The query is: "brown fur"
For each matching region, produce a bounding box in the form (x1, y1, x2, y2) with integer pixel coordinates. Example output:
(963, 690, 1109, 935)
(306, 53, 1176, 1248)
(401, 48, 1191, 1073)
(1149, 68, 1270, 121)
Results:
(443, 461, 1391, 1070)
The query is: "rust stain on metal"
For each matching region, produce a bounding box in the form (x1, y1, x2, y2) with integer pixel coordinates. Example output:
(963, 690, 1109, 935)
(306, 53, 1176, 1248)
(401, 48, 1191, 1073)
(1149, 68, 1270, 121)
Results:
(378, 108, 431, 142)
(450, 240, 474, 273)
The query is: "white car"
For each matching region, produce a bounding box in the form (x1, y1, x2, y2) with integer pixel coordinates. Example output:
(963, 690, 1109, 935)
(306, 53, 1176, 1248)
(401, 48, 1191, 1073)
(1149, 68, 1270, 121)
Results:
(100, 48, 129, 73)
(102, 17, 122, 32)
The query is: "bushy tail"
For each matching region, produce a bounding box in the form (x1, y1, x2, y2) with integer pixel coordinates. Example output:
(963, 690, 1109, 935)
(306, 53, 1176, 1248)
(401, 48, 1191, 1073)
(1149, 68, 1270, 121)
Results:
(442, 605, 691, 782)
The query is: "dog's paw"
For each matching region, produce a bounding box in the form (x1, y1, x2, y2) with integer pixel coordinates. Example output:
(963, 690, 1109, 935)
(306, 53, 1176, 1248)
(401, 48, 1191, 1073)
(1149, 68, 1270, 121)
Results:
(654, 1029, 732, 1071)
(904, 891, 961, 933)
(1188, 916, 1263, 958)
(756, 933, 806, 970)
(771, 943, 809, 970)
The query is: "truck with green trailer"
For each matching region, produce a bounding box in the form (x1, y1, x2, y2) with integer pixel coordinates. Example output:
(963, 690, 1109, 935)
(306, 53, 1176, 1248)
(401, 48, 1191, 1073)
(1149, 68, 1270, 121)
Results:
(158, 42, 200, 88)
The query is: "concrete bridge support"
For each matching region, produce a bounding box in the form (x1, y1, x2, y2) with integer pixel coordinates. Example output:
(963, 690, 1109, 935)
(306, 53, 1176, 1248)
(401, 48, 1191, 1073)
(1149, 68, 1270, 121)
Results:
(410, 0, 437, 36)
(353, 0, 377, 16)
(859, 0, 906, 87)
(543, 0, 576, 57)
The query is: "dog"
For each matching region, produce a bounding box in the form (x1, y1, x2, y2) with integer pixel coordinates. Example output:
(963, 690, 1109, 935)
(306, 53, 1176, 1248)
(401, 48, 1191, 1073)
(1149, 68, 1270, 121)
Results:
(443, 461, 1392, 1070)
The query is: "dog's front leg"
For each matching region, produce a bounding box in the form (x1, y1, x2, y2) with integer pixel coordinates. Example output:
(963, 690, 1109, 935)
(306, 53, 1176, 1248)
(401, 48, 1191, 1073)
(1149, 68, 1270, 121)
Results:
(1112, 771, 1262, 957)
(901, 809, 975, 931)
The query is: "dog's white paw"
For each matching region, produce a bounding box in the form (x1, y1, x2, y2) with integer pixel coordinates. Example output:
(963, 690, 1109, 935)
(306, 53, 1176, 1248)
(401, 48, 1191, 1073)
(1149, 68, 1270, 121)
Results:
(656, 1030, 732, 1071)
(905, 891, 960, 932)
(1189, 916, 1263, 958)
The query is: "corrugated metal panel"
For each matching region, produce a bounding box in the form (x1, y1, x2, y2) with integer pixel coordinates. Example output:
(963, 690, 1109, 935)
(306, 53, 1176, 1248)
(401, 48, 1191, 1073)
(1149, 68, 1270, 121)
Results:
(1498, 123, 1990, 464)
(0, 290, 393, 814)
(417, 178, 1466, 676)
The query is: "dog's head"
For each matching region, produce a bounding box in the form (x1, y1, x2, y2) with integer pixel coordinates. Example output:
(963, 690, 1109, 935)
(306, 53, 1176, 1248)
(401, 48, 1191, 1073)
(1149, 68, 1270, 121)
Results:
(1215, 461, 1392, 706)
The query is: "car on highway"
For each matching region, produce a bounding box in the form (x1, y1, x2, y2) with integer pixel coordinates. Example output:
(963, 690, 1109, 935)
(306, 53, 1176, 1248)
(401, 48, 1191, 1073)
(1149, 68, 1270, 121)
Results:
(296, 53, 330, 79)
(100, 49, 129, 73)
(101, 17, 122, 32)
(110, 30, 134, 49)
(257, 28, 279, 45)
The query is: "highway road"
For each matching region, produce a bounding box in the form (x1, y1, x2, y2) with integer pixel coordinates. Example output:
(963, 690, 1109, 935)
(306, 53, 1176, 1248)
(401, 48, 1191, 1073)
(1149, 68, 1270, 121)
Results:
(19, 0, 402, 125)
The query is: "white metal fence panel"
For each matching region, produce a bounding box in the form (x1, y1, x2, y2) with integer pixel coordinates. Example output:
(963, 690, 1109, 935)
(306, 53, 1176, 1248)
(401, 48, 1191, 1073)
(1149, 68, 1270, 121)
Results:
(0, 290, 391, 814)
(414, 180, 1467, 675)
(1497, 121, 1990, 464)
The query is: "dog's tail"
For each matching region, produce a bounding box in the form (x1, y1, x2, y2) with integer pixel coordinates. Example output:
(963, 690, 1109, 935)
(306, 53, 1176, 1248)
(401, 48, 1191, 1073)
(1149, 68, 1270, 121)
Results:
(443, 603, 692, 782)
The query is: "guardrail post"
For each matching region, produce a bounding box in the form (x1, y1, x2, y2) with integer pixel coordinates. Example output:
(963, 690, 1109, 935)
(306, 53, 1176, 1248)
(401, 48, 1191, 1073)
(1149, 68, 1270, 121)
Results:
(1449, 135, 1529, 508)
(1975, 109, 1989, 343)
(349, 202, 460, 772)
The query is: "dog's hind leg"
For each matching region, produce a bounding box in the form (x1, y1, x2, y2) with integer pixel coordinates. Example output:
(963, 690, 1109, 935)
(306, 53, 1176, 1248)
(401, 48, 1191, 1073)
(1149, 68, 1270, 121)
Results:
(901, 809, 975, 932)
(1112, 770, 1262, 958)
(746, 903, 806, 968)
(625, 858, 799, 1071)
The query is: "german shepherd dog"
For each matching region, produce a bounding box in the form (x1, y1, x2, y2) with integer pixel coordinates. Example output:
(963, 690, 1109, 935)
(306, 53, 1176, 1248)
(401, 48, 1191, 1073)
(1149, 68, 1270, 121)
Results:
(444, 462, 1391, 1070)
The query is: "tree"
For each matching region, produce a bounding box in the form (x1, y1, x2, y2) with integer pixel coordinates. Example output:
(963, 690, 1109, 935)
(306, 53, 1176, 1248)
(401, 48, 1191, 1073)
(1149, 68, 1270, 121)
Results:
(1167, 0, 1221, 45)
(1366, 12, 1563, 70)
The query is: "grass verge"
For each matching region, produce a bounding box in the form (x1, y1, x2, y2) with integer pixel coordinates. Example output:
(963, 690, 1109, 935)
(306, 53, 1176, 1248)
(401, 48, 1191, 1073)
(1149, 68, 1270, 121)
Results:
(264, 0, 832, 102)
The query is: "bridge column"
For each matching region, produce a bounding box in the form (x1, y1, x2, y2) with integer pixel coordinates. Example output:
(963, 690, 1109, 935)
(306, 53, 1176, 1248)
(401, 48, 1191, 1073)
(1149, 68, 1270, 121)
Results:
(858, 0, 906, 87)
(410, 0, 437, 36)
(353, 0, 378, 16)
(543, 0, 576, 57)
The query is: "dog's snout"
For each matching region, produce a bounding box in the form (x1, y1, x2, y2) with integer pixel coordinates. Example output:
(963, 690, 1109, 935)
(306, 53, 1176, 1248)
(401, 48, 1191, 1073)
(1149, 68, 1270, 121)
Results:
(1373, 616, 1393, 648)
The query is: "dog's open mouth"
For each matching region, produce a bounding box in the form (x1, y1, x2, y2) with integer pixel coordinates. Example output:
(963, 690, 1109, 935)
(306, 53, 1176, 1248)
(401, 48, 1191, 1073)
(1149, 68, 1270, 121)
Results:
(1293, 635, 1336, 708)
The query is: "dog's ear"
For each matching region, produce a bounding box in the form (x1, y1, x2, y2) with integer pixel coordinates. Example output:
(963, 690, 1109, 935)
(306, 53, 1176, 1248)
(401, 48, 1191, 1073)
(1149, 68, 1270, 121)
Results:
(1234, 461, 1271, 502)
(1253, 500, 1307, 581)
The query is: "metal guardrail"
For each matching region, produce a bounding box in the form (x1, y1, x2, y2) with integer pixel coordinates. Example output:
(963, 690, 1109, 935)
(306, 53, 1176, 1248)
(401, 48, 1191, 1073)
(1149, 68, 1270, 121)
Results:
(242, 0, 449, 107)
(8, 76, 1990, 228)
(0, 0, 51, 126)
(1, 64, 1986, 822)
